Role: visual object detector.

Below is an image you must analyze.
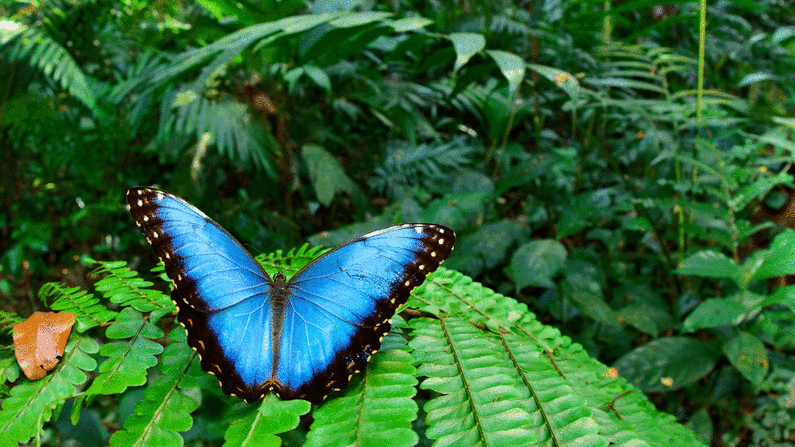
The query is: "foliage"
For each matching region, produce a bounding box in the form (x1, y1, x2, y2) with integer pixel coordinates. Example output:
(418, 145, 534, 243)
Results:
(0, 256, 704, 446)
(2, 0, 795, 445)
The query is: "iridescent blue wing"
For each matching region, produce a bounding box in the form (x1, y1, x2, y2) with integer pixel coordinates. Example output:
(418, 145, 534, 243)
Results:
(127, 188, 455, 404)
(278, 224, 455, 402)
(127, 187, 278, 402)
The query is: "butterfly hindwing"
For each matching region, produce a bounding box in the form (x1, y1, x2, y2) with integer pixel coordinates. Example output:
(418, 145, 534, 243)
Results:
(127, 187, 456, 404)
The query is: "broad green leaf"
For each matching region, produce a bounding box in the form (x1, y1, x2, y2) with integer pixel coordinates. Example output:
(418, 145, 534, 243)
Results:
(389, 17, 433, 32)
(676, 250, 741, 283)
(567, 289, 620, 327)
(510, 239, 567, 289)
(329, 11, 391, 28)
(612, 337, 720, 392)
(527, 63, 582, 99)
(723, 332, 768, 385)
(486, 50, 525, 92)
(618, 304, 660, 336)
(763, 284, 795, 314)
(754, 229, 795, 279)
(301, 144, 359, 207)
(682, 298, 745, 333)
(450, 33, 485, 72)
(303, 65, 331, 92)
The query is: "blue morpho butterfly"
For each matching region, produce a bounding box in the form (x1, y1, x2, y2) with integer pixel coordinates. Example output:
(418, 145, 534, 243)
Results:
(126, 187, 455, 404)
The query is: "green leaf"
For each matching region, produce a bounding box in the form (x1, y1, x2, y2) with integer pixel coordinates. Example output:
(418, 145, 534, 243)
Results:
(676, 250, 741, 283)
(486, 50, 525, 92)
(303, 65, 332, 92)
(85, 308, 165, 396)
(108, 329, 199, 447)
(0, 337, 98, 447)
(754, 229, 795, 279)
(618, 304, 660, 336)
(389, 17, 433, 32)
(306, 331, 419, 447)
(301, 144, 361, 207)
(450, 33, 485, 72)
(612, 337, 720, 392)
(723, 332, 768, 385)
(527, 63, 582, 99)
(223, 394, 310, 446)
(682, 298, 746, 333)
(509, 239, 567, 289)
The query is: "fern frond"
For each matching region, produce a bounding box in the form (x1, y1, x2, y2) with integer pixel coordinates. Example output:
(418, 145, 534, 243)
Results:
(40, 283, 117, 332)
(2, 26, 98, 114)
(91, 259, 174, 323)
(258, 243, 329, 276)
(501, 332, 607, 446)
(0, 311, 22, 336)
(84, 308, 165, 397)
(158, 93, 278, 176)
(306, 327, 419, 447)
(223, 394, 311, 446)
(370, 137, 480, 197)
(413, 269, 704, 446)
(412, 268, 532, 333)
(410, 317, 540, 446)
(0, 336, 98, 447)
(108, 328, 199, 447)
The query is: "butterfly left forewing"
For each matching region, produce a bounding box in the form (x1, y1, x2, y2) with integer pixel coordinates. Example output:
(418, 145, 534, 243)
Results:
(127, 187, 278, 403)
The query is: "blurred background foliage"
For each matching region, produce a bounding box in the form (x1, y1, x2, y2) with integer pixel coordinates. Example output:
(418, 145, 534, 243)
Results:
(2, 0, 795, 445)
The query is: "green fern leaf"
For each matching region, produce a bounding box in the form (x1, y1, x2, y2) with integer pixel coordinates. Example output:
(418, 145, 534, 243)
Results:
(40, 283, 117, 332)
(84, 307, 165, 396)
(91, 259, 174, 323)
(305, 327, 419, 447)
(223, 394, 311, 446)
(0, 336, 98, 447)
(4, 26, 98, 114)
(501, 332, 607, 446)
(108, 328, 199, 447)
(411, 317, 539, 446)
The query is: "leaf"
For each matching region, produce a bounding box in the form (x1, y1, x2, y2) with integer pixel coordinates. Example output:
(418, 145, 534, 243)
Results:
(91, 259, 174, 323)
(303, 65, 332, 92)
(509, 239, 567, 289)
(0, 336, 98, 447)
(108, 329, 199, 447)
(527, 63, 583, 99)
(723, 332, 768, 385)
(444, 219, 529, 277)
(411, 317, 607, 447)
(85, 308, 164, 396)
(306, 330, 418, 447)
(223, 394, 310, 447)
(676, 250, 741, 283)
(12, 311, 75, 380)
(301, 144, 361, 207)
(486, 50, 525, 92)
(682, 298, 745, 333)
(612, 337, 720, 392)
(450, 33, 485, 72)
(40, 283, 117, 332)
(754, 228, 795, 279)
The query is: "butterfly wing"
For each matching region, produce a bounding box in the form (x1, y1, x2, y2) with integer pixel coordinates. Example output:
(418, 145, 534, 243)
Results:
(127, 187, 278, 402)
(277, 224, 455, 403)
(128, 188, 456, 404)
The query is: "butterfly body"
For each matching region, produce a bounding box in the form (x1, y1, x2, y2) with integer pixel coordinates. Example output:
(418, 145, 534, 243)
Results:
(127, 187, 454, 403)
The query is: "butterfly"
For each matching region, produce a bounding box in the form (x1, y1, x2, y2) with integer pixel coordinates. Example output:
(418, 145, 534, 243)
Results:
(126, 187, 455, 404)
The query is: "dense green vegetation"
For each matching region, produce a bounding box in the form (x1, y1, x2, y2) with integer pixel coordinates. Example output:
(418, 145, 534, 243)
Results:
(2, 0, 795, 445)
